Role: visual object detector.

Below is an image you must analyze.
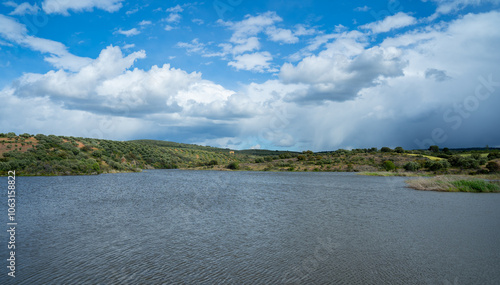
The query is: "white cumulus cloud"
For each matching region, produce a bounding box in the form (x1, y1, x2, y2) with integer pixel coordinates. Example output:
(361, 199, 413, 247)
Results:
(42, 0, 124, 15)
(361, 12, 417, 33)
(115, 28, 140, 37)
(229, 51, 274, 73)
(8, 2, 40, 15)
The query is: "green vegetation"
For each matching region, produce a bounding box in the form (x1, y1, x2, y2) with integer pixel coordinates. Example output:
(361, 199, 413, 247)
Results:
(1, 133, 499, 179)
(450, 180, 500, 192)
(428, 145, 439, 153)
(226, 162, 240, 170)
(406, 176, 500, 192)
(404, 161, 421, 171)
(382, 160, 396, 171)
(356, 172, 422, 177)
(486, 161, 500, 173)
(0, 133, 244, 176)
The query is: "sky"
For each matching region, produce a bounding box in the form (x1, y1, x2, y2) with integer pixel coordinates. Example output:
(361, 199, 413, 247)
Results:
(0, 0, 499, 151)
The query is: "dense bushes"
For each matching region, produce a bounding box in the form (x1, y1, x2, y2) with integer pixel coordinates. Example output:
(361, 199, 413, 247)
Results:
(486, 161, 500, 173)
(404, 161, 421, 171)
(488, 152, 500, 160)
(226, 162, 240, 170)
(447, 155, 483, 169)
(382, 160, 396, 171)
(0, 135, 195, 175)
(427, 160, 451, 171)
(2, 134, 500, 176)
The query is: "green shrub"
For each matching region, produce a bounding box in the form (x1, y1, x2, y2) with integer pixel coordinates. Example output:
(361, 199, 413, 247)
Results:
(486, 161, 500, 173)
(404, 161, 420, 171)
(279, 153, 291, 159)
(478, 158, 487, 165)
(226, 162, 240, 170)
(382, 160, 396, 171)
(255, 157, 265, 163)
(92, 162, 101, 172)
(277, 161, 291, 167)
(426, 160, 450, 171)
(448, 156, 480, 169)
(428, 145, 439, 152)
(487, 152, 500, 160)
(471, 153, 481, 160)
(381, 147, 392, 153)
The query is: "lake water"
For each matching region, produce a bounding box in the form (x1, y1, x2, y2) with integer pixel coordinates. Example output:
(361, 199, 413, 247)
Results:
(1, 170, 499, 284)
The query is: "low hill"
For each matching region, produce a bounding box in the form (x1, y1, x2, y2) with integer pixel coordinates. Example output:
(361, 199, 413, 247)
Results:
(0, 132, 499, 176)
(0, 133, 249, 176)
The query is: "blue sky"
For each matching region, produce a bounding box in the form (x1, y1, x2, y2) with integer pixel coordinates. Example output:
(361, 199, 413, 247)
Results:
(1, 0, 499, 151)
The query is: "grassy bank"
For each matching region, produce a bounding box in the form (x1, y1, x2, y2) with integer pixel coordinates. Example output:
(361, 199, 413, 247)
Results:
(405, 176, 500, 192)
(357, 171, 430, 177)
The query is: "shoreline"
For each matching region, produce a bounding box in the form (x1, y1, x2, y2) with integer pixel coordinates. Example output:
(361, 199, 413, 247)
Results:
(4, 168, 500, 193)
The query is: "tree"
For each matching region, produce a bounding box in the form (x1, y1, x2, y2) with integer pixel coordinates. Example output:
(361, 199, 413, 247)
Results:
(487, 152, 500, 160)
(448, 156, 479, 169)
(428, 160, 451, 171)
(226, 162, 240, 170)
(381, 147, 392, 153)
(486, 161, 500, 173)
(279, 153, 292, 159)
(404, 161, 420, 171)
(429, 145, 439, 152)
(92, 162, 101, 173)
(382, 160, 396, 171)
(395, 147, 404, 153)
(471, 153, 481, 160)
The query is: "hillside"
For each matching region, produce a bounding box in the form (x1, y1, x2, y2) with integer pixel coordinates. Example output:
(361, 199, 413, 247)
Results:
(0, 132, 499, 176)
(0, 133, 249, 176)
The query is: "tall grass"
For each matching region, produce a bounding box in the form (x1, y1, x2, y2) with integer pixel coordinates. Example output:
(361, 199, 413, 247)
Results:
(357, 171, 424, 177)
(406, 176, 500, 192)
(450, 180, 500, 192)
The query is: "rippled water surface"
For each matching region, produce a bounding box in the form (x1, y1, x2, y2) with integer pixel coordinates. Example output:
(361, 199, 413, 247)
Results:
(1, 170, 500, 284)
